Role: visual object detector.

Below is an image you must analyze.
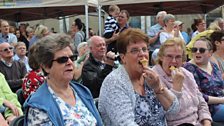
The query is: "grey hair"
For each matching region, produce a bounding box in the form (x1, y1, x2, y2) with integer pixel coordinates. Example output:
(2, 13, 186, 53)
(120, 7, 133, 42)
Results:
(77, 42, 88, 53)
(163, 14, 175, 24)
(34, 24, 48, 38)
(34, 33, 75, 70)
(156, 11, 167, 20)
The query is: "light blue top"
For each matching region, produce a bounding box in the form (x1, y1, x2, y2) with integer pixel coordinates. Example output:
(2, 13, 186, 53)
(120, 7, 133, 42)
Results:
(147, 23, 162, 51)
(0, 33, 17, 44)
(13, 54, 31, 72)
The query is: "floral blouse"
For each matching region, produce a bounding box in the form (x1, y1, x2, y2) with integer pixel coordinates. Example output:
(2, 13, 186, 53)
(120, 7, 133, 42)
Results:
(134, 83, 166, 126)
(183, 62, 224, 115)
(27, 85, 97, 126)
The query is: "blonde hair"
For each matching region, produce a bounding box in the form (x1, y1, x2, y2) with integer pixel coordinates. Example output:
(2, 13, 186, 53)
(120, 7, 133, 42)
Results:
(156, 37, 186, 65)
(34, 24, 48, 38)
(108, 4, 120, 13)
(26, 26, 34, 33)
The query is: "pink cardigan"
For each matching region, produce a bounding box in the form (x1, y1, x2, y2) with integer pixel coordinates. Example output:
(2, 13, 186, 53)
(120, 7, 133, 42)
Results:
(153, 65, 212, 126)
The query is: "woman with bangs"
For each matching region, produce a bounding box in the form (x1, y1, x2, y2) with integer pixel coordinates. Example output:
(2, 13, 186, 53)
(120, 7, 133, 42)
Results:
(153, 37, 212, 126)
(183, 37, 224, 122)
(99, 28, 179, 126)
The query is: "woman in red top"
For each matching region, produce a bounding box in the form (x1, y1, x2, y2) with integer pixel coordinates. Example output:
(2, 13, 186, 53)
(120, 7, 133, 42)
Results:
(22, 45, 45, 99)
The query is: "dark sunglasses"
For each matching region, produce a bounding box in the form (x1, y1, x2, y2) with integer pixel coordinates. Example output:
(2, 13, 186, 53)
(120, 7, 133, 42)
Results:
(52, 55, 77, 64)
(191, 47, 209, 53)
(1, 46, 14, 52)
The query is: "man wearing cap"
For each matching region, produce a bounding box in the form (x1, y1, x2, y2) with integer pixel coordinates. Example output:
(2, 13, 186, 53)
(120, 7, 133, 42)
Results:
(174, 20, 190, 44)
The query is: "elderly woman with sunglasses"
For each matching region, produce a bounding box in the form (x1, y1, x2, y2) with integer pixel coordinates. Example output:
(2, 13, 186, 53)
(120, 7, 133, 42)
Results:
(183, 37, 224, 122)
(99, 28, 179, 126)
(153, 37, 212, 126)
(23, 33, 103, 126)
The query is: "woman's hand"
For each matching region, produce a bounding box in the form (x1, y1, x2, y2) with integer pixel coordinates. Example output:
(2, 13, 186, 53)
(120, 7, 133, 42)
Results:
(3, 100, 20, 116)
(142, 66, 160, 90)
(171, 68, 184, 92)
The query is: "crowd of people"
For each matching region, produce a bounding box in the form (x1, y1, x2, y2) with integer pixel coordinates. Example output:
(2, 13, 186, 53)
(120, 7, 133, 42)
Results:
(0, 3, 224, 126)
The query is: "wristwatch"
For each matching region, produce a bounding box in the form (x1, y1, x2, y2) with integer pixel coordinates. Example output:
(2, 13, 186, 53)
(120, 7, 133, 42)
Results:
(154, 86, 165, 94)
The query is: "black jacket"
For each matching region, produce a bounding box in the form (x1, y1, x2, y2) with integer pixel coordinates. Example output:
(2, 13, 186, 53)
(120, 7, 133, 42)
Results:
(81, 53, 113, 98)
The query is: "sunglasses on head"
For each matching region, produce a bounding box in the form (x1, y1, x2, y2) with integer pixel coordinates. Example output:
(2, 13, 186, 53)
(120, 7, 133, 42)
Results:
(52, 55, 77, 64)
(191, 47, 209, 53)
(1, 46, 14, 52)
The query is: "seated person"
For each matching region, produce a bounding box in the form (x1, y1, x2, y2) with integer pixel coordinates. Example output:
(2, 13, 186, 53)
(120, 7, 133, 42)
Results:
(99, 28, 179, 126)
(0, 42, 27, 93)
(183, 37, 224, 122)
(81, 36, 115, 98)
(210, 30, 224, 79)
(24, 33, 102, 125)
(152, 37, 212, 125)
(22, 44, 45, 100)
(0, 72, 23, 124)
(13, 42, 31, 72)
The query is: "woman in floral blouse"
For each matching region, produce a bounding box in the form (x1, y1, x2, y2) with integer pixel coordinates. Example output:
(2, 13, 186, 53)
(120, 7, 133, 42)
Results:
(183, 37, 224, 122)
(23, 33, 102, 126)
(22, 45, 45, 100)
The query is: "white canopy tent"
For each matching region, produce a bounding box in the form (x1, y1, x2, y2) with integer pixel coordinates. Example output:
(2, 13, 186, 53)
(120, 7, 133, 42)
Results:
(97, 0, 224, 35)
(0, 0, 99, 38)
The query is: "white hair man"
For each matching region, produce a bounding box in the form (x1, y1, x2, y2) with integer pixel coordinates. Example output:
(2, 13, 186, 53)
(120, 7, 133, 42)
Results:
(147, 11, 167, 65)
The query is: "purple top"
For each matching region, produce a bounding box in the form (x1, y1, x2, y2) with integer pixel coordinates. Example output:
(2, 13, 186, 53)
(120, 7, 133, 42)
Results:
(153, 65, 211, 126)
(183, 62, 224, 115)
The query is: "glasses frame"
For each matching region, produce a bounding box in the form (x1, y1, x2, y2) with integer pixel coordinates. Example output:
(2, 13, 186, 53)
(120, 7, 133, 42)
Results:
(163, 54, 183, 61)
(126, 47, 149, 55)
(52, 55, 77, 64)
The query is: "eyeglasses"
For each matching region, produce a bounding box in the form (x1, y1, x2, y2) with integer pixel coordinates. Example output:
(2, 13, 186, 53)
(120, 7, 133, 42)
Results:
(191, 47, 209, 53)
(164, 54, 182, 61)
(52, 55, 77, 64)
(127, 47, 148, 55)
(1, 46, 14, 52)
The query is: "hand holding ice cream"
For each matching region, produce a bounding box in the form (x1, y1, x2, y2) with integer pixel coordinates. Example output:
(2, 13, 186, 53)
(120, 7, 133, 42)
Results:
(169, 66, 184, 92)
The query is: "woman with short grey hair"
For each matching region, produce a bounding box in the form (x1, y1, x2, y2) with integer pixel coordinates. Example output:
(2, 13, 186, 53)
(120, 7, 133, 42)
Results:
(24, 33, 103, 126)
(160, 14, 185, 44)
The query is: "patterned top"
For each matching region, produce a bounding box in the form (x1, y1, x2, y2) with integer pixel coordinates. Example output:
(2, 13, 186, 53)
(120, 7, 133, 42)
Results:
(135, 83, 166, 126)
(27, 85, 97, 125)
(213, 54, 224, 74)
(22, 69, 45, 99)
(99, 65, 179, 126)
(183, 62, 224, 115)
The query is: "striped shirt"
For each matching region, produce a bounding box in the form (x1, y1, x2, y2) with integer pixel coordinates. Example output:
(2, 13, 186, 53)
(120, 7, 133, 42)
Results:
(103, 15, 119, 35)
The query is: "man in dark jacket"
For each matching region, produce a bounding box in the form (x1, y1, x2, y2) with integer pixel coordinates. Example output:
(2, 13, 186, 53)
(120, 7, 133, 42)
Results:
(81, 36, 115, 98)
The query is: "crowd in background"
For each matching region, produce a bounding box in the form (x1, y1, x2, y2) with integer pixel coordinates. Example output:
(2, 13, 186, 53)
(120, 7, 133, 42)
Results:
(1, 3, 224, 126)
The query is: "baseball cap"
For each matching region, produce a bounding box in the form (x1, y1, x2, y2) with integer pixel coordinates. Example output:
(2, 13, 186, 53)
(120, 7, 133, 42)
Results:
(175, 20, 184, 26)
